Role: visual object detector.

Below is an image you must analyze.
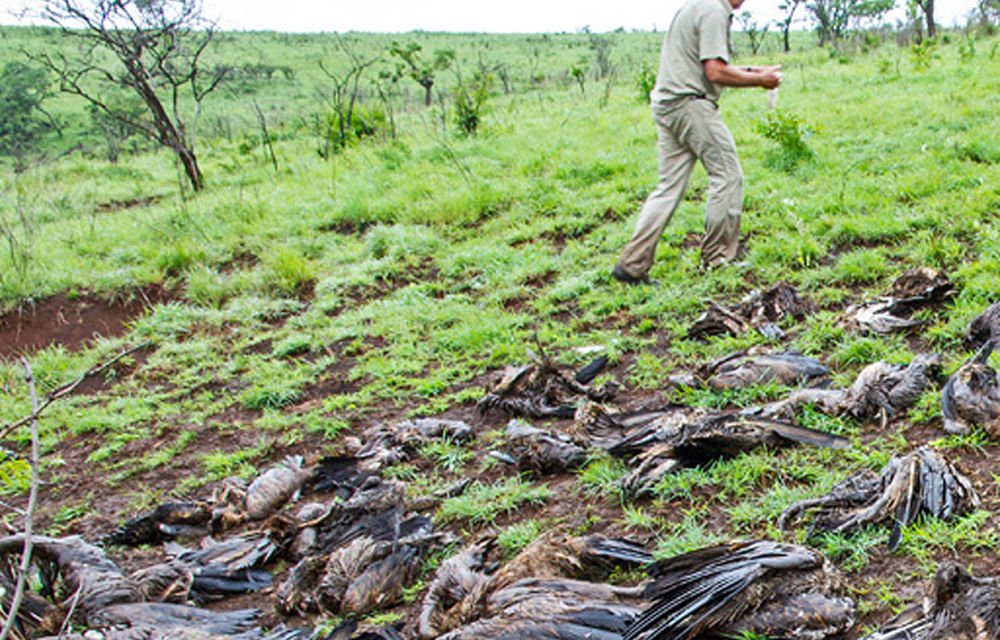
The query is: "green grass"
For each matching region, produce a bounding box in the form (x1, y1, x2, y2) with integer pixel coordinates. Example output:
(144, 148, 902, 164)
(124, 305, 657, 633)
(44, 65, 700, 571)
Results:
(437, 476, 552, 525)
(419, 437, 474, 473)
(897, 510, 1000, 573)
(497, 519, 543, 556)
(2, 26, 1000, 626)
(653, 511, 727, 559)
(576, 453, 628, 497)
(814, 526, 889, 572)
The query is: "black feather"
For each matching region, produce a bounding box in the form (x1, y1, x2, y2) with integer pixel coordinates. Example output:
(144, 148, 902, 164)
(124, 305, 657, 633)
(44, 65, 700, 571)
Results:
(585, 537, 654, 566)
(575, 355, 609, 385)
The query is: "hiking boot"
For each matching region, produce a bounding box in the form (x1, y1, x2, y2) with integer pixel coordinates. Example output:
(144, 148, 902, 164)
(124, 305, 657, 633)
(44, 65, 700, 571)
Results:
(612, 263, 658, 286)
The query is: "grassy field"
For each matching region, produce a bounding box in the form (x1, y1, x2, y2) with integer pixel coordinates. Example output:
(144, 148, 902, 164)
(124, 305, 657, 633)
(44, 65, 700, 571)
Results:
(2, 23, 1000, 635)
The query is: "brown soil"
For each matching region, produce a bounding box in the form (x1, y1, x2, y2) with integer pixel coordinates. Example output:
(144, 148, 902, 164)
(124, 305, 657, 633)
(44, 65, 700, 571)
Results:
(95, 195, 163, 214)
(1, 268, 994, 638)
(0, 284, 174, 359)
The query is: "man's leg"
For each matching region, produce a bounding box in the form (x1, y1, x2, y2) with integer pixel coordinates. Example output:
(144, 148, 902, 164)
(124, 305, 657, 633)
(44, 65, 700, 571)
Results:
(617, 110, 697, 279)
(683, 101, 743, 267)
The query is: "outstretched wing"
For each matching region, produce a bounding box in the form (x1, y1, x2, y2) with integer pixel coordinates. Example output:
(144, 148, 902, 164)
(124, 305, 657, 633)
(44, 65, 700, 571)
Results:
(626, 541, 820, 640)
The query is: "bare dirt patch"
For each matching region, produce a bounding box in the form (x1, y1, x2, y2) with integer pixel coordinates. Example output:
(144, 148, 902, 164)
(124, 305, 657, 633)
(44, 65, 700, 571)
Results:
(0, 285, 174, 359)
(95, 195, 163, 214)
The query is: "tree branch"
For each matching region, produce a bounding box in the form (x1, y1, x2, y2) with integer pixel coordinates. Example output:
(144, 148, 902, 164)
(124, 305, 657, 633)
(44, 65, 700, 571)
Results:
(0, 343, 150, 442)
(0, 360, 40, 640)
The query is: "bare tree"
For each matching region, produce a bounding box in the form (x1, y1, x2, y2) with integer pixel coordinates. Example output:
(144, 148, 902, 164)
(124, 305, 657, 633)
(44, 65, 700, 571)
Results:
(737, 11, 770, 54)
(586, 29, 616, 79)
(30, 0, 228, 191)
(317, 36, 381, 157)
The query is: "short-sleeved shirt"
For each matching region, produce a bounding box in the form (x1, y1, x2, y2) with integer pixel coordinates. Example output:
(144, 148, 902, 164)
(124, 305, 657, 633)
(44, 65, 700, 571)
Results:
(650, 0, 734, 105)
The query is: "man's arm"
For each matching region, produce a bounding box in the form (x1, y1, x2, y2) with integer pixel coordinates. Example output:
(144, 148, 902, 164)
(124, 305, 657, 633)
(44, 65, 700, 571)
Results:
(703, 59, 781, 89)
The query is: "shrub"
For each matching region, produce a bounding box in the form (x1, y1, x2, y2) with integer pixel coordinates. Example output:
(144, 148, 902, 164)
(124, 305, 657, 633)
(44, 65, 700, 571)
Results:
(454, 71, 492, 137)
(756, 110, 815, 171)
(634, 64, 656, 103)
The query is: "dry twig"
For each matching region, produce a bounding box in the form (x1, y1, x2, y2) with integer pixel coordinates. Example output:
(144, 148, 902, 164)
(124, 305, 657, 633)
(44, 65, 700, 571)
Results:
(0, 360, 40, 640)
(0, 342, 149, 441)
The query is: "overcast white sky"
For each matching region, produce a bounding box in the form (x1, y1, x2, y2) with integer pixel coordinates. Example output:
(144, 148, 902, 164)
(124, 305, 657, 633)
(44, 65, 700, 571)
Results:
(0, 0, 983, 33)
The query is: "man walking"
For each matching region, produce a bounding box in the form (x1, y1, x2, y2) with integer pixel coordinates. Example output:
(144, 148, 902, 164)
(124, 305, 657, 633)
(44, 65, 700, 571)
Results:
(613, 0, 782, 285)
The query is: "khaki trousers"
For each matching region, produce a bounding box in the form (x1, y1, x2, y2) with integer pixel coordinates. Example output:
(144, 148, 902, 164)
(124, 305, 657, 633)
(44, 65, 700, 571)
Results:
(619, 97, 743, 276)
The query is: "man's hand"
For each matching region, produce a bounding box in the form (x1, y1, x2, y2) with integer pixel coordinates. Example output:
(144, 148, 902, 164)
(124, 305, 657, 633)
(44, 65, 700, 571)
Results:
(757, 65, 782, 89)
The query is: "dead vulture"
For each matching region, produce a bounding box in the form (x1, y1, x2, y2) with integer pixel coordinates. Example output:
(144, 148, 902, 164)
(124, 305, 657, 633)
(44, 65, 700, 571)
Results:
(245, 455, 312, 519)
(102, 501, 213, 547)
(965, 301, 1000, 351)
(0, 534, 138, 624)
(497, 419, 589, 474)
(86, 602, 259, 634)
(847, 268, 953, 335)
(666, 351, 829, 392)
(941, 340, 1000, 435)
(754, 353, 941, 422)
(418, 538, 496, 638)
(434, 578, 643, 640)
(323, 619, 404, 640)
(624, 540, 855, 640)
(609, 413, 849, 498)
(129, 556, 271, 604)
(418, 531, 650, 638)
(860, 563, 999, 640)
(347, 418, 475, 473)
(779, 446, 980, 551)
(703, 352, 829, 391)
(39, 628, 310, 640)
(277, 512, 437, 616)
(477, 351, 614, 419)
(687, 282, 810, 341)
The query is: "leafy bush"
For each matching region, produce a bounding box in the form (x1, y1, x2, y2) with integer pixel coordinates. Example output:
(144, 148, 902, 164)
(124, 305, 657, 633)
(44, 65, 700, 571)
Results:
(453, 71, 492, 137)
(756, 110, 814, 171)
(910, 38, 938, 70)
(634, 64, 656, 103)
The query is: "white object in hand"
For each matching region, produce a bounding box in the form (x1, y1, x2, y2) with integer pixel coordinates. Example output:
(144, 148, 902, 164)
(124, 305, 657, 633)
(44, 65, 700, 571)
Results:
(767, 88, 778, 110)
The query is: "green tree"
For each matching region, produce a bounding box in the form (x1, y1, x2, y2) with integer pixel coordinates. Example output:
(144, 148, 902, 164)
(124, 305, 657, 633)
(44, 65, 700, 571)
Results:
(806, 0, 897, 44)
(0, 62, 55, 171)
(32, 0, 229, 191)
(390, 41, 455, 107)
(976, 0, 1000, 24)
(778, 0, 806, 52)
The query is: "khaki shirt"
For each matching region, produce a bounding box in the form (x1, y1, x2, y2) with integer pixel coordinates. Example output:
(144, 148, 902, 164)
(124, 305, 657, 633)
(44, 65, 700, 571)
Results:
(651, 0, 734, 105)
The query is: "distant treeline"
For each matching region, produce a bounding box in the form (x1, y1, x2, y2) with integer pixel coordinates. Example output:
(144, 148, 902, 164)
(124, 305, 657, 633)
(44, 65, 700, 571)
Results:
(1, 0, 999, 177)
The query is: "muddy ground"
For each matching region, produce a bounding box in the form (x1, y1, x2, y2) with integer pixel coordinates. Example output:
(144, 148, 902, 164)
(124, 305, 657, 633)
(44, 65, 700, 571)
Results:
(1, 282, 998, 638)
